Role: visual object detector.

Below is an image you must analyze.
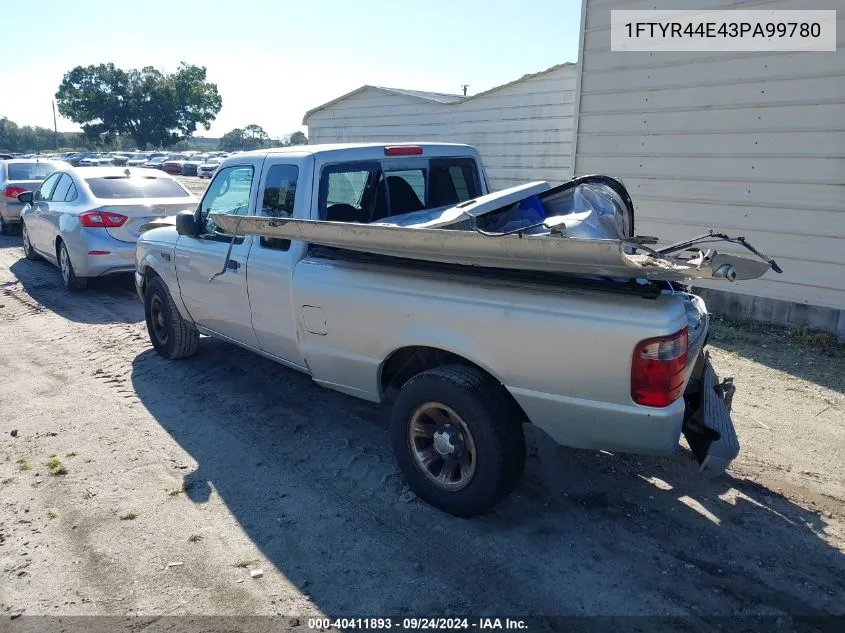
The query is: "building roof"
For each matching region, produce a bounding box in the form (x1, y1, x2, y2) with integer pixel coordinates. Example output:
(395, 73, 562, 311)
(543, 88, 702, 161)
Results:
(302, 62, 575, 124)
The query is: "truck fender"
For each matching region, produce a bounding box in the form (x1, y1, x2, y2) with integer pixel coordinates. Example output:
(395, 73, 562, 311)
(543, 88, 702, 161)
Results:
(138, 251, 195, 325)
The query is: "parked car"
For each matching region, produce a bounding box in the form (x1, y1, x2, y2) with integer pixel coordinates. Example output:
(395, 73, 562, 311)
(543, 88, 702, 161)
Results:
(134, 143, 763, 516)
(143, 155, 168, 169)
(196, 156, 223, 179)
(65, 152, 97, 167)
(1, 159, 64, 235)
(180, 154, 209, 176)
(161, 153, 193, 175)
(18, 166, 196, 290)
(1, 153, 16, 160)
(126, 152, 152, 167)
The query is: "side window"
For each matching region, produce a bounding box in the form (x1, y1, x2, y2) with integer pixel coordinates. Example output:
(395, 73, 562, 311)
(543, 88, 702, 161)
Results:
(34, 173, 62, 202)
(259, 164, 298, 251)
(50, 175, 73, 203)
(65, 182, 78, 202)
(199, 165, 255, 242)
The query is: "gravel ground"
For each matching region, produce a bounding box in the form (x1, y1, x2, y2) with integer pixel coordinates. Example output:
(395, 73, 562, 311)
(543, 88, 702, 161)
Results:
(1, 178, 843, 628)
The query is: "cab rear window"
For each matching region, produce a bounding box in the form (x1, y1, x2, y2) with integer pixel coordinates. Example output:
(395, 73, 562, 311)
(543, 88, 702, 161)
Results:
(86, 176, 190, 199)
(319, 157, 482, 223)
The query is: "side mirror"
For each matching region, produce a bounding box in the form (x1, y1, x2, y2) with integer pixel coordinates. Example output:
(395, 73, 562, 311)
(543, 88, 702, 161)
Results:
(175, 210, 199, 236)
(17, 191, 34, 204)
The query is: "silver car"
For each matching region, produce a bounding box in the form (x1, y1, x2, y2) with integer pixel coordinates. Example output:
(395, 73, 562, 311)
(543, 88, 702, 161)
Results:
(19, 166, 197, 290)
(1, 159, 64, 235)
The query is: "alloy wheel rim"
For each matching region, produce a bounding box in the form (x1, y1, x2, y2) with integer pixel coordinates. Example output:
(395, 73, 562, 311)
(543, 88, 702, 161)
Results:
(60, 247, 70, 284)
(408, 402, 477, 491)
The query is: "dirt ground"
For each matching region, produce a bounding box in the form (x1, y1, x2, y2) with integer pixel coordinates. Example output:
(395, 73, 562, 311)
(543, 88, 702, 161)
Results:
(1, 177, 843, 629)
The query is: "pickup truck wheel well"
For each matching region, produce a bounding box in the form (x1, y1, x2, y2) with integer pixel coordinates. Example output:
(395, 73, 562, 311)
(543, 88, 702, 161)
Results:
(140, 266, 160, 292)
(380, 346, 528, 424)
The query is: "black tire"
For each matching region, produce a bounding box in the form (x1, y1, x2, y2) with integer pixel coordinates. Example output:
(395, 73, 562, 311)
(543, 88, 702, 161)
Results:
(57, 241, 87, 291)
(391, 364, 526, 517)
(21, 221, 40, 260)
(0, 214, 10, 236)
(144, 276, 199, 360)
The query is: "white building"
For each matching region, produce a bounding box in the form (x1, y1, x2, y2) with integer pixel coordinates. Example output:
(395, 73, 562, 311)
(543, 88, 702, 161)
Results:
(303, 63, 577, 191)
(303, 0, 844, 336)
(573, 0, 845, 335)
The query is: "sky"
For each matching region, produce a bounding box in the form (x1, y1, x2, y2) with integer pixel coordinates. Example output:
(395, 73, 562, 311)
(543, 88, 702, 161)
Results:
(0, 0, 582, 140)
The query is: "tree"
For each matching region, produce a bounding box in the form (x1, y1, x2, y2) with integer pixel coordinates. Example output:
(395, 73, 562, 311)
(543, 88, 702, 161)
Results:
(287, 131, 308, 146)
(55, 62, 222, 150)
(0, 116, 86, 152)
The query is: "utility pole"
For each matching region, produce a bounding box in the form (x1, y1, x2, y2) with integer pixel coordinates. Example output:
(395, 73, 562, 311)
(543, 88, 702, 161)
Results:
(51, 100, 59, 150)
(461, 84, 469, 96)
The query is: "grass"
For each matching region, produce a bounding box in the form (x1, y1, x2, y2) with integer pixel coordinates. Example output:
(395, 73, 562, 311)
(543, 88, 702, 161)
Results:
(66, 452, 78, 458)
(187, 533, 203, 543)
(46, 509, 58, 519)
(119, 511, 138, 521)
(46, 457, 68, 476)
(233, 559, 259, 569)
(17, 459, 31, 471)
(2, 477, 14, 485)
(168, 481, 195, 497)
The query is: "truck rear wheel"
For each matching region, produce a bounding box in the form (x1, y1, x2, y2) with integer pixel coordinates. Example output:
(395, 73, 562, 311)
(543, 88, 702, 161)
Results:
(144, 276, 199, 360)
(390, 364, 526, 517)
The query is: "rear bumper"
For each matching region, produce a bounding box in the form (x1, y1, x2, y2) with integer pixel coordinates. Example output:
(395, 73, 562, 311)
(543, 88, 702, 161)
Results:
(68, 231, 137, 277)
(681, 350, 740, 474)
(1, 201, 24, 222)
(511, 351, 739, 472)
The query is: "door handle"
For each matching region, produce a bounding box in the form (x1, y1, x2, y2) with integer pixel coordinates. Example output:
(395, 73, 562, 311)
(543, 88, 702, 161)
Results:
(226, 259, 240, 270)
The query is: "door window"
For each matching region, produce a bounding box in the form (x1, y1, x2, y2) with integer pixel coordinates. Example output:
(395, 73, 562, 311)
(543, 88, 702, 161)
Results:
(259, 164, 298, 251)
(34, 173, 62, 202)
(199, 165, 255, 242)
(50, 175, 73, 203)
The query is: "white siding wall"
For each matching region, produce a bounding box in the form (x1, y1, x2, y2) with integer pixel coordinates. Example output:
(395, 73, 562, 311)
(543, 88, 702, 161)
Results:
(574, 0, 845, 312)
(306, 65, 577, 191)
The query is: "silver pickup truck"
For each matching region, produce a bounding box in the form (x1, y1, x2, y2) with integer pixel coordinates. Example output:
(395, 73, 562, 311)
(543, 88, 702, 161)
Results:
(135, 142, 748, 517)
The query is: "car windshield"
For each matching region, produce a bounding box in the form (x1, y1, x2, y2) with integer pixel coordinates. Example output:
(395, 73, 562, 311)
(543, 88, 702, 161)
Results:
(86, 176, 190, 199)
(7, 162, 59, 180)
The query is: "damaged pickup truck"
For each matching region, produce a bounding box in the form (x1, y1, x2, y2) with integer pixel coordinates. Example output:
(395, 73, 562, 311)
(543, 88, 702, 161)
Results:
(134, 143, 781, 517)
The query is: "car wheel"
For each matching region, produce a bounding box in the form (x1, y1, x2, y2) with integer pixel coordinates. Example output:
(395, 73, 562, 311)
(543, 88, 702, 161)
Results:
(58, 241, 87, 291)
(144, 276, 199, 360)
(21, 222, 40, 260)
(391, 364, 526, 517)
(0, 214, 9, 236)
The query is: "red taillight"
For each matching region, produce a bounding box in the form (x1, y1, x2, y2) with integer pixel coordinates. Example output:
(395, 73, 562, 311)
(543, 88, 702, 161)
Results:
(5, 186, 27, 199)
(384, 145, 423, 156)
(79, 210, 128, 228)
(631, 327, 688, 407)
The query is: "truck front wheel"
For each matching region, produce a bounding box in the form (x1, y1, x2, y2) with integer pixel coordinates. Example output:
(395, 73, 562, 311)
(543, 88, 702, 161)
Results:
(144, 276, 199, 360)
(390, 364, 526, 517)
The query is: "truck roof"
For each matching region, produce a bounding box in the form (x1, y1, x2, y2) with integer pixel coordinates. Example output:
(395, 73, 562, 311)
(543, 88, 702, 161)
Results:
(236, 142, 478, 160)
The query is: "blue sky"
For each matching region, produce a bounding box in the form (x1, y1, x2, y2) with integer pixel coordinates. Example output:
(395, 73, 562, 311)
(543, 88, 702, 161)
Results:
(1, 0, 582, 139)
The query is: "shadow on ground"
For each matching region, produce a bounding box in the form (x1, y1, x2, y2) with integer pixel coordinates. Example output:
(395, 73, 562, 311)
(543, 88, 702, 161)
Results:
(7, 258, 142, 324)
(130, 336, 845, 625)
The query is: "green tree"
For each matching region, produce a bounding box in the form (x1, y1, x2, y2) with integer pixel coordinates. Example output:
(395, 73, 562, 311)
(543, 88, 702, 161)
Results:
(287, 131, 308, 146)
(55, 62, 222, 150)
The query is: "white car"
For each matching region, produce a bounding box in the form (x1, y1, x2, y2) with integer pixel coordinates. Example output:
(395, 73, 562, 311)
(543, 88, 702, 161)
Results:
(197, 157, 223, 178)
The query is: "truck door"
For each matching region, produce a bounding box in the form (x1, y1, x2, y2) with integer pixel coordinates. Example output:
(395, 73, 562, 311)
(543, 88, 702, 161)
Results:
(174, 162, 261, 349)
(245, 162, 306, 367)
